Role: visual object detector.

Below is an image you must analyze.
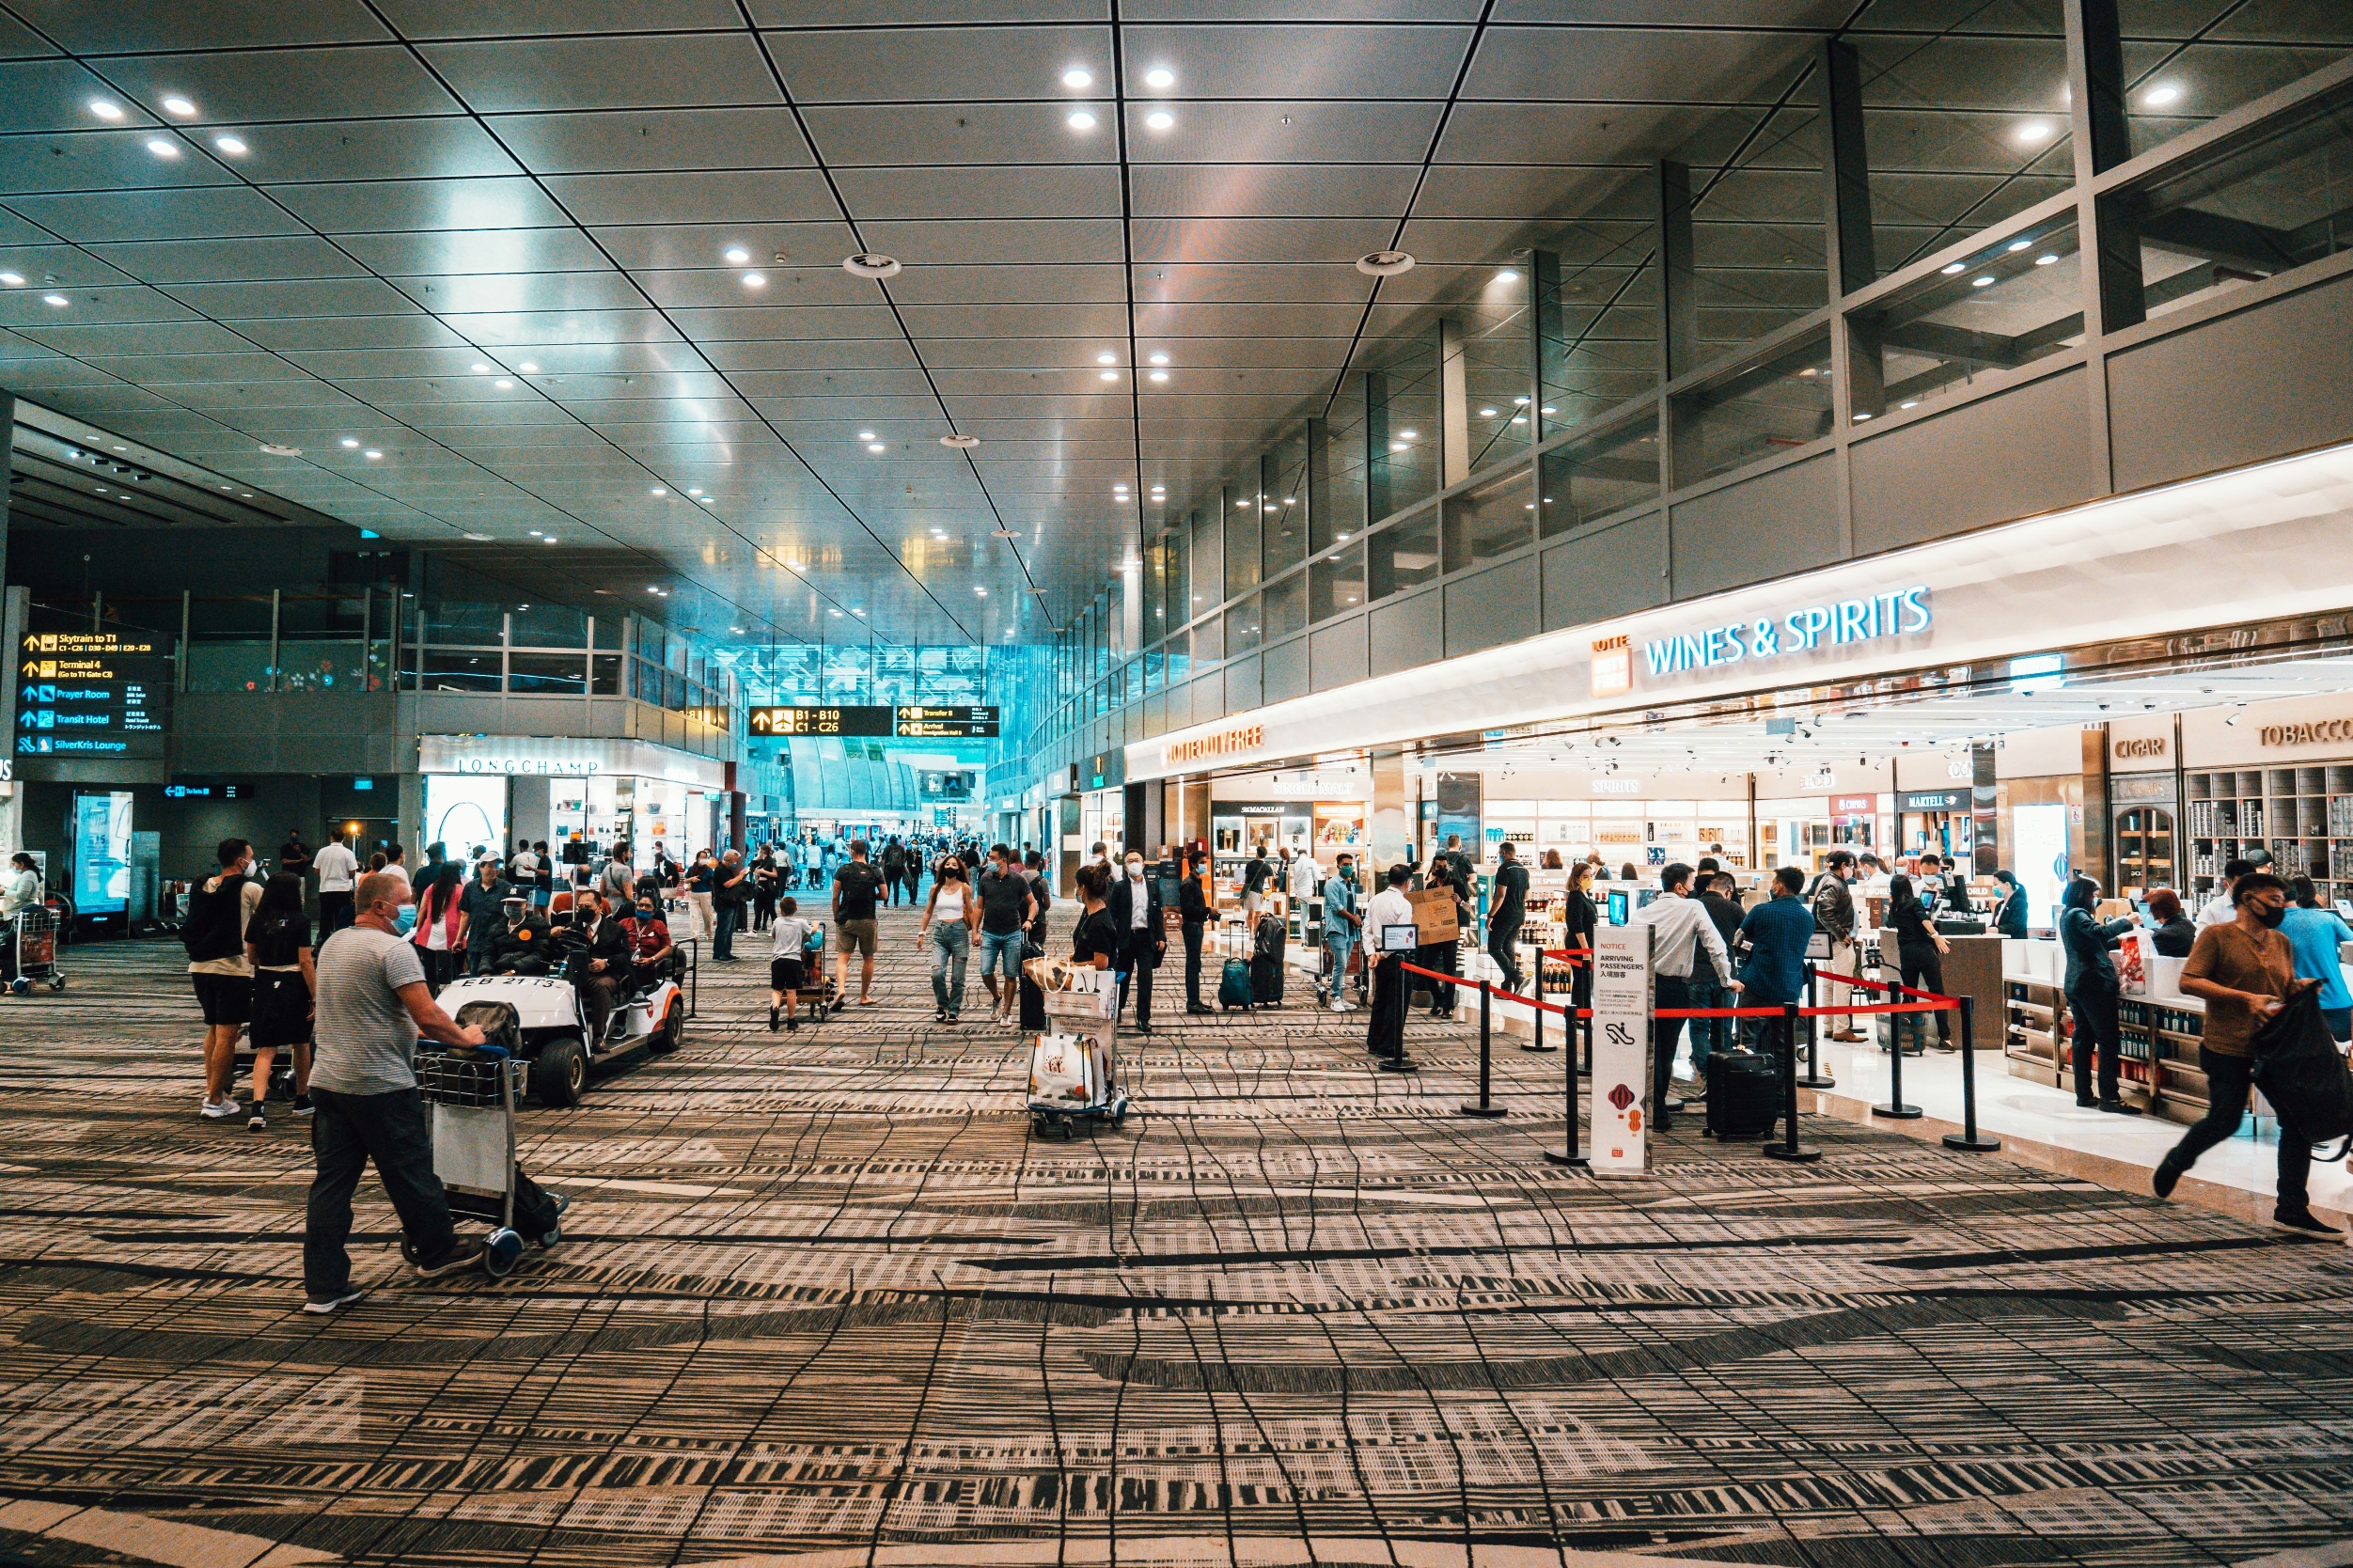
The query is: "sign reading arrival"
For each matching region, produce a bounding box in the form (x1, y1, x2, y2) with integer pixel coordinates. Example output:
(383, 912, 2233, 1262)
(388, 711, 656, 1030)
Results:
(1163, 722, 1263, 768)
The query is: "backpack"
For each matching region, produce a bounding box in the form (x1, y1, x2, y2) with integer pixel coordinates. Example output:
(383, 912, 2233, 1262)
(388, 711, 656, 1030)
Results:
(1218, 957, 1254, 1011)
(2251, 986, 2353, 1151)
(180, 874, 248, 962)
(1253, 916, 1284, 959)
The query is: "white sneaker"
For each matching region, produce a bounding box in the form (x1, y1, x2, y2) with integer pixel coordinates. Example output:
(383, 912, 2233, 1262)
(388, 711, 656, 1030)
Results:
(1330, 1000, 1357, 1012)
(200, 1098, 243, 1120)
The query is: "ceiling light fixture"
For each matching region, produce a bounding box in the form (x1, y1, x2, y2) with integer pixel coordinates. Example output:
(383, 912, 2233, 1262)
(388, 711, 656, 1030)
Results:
(1096, 352, 1116, 364)
(651, 487, 665, 495)
(87, 100, 123, 121)
(494, 377, 513, 387)
(698, 495, 714, 504)
(259, 443, 301, 456)
(2143, 83, 2181, 106)
(843, 253, 902, 278)
(1479, 406, 1497, 416)
(1971, 274, 1995, 288)
(1940, 261, 1967, 275)
(941, 433, 980, 448)
(517, 361, 538, 373)
(161, 96, 196, 117)
(0, 272, 21, 286)
(868, 442, 887, 453)
(212, 134, 246, 155)
(1067, 109, 1096, 131)
(857, 429, 876, 440)
(724, 246, 750, 263)
(1148, 352, 1169, 365)
(1098, 369, 1117, 382)
(1148, 369, 1168, 382)
(365, 448, 383, 459)
(1357, 250, 1414, 276)
(2016, 121, 2053, 143)
(1493, 269, 1517, 283)
(686, 487, 702, 495)
(1899, 400, 1919, 409)
(470, 362, 490, 373)
(463, 531, 492, 541)
(340, 437, 359, 448)
(1062, 66, 1093, 88)
(145, 139, 180, 159)
(743, 272, 766, 288)
(1399, 429, 1418, 440)
(1145, 111, 1174, 131)
(2035, 253, 2060, 265)
(1143, 67, 1175, 89)
(2006, 238, 2032, 252)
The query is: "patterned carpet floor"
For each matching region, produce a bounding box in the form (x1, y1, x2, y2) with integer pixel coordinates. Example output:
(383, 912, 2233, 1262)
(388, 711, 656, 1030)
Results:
(1, 906, 2349, 1568)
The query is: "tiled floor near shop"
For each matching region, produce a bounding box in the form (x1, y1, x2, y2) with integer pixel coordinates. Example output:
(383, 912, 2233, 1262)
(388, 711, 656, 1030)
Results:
(4, 908, 2352, 1568)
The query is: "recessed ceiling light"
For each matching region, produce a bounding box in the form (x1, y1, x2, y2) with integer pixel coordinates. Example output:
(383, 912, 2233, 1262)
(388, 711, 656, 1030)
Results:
(1098, 369, 1118, 382)
(1972, 274, 1996, 288)
(1478, 406, 1497, 416)
(542, 536, 557, 543)
(1494, 269, 1518, 283)
(1940, 262, 1967, 275)
(463, 531, 492, 541)
(843, 252, 901, 278)
(259, 443, 301, 456)
(1357, 250, 1414, 276)
(941, 433, 980, 448)
(1062, 67, 1092, 88)
(743, 272, 766, 288)
(470, 362, 490, 373)
(530, 529, 543, 536)
(975, 587, 988, 596)
(651, 487, 666, 495)
(1095, 352, 1116, 364)
(2016, 121, 2052, 143)
(1143, 66, 1176, 89)
(145, 139, 180, 159)
(518, 361, 538, 373)
(1898, 400, 1919, 409)
(1399, 429, 1418, 439)
(2143, 83, 2181, 107)
(868, 442, 887, 453)
(365, 449, 383, 459)
(1148, 369, 1169, 382)
(1513, 395, 1529, 404)
(687, 487, 702, 494)
(1540, 405, 1556, 415)
(1852, 411, 1874, 422)
(698, 495, 714, 504)
(1389, 442, 1407, 452)
(724, 245, 750, 263)
(2035, 253, 2060, 266)
(340, 437, 358, 448)
(1145, 111, 1174, 131)
(212, 135, 246, 155)
(1067, 109, 1096, 131)
(494, 377, 513, 387)
(2006, 238, 2032, 252)
(0, 272, 21, 286)
(857, 429, 876, 440)
(1148, 352, 1169, 365)
(161, 96, 196, 118)
(87, 100, 123, 121)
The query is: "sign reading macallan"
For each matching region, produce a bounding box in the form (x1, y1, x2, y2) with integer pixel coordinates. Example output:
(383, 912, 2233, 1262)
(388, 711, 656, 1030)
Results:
(1591, 635, 1633, 698)
(2260, 719, 2353, 747)
(1163, 723, 1265, 768)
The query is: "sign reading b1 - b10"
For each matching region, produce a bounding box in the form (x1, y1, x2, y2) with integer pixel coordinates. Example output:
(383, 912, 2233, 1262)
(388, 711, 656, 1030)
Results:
(748, 704, 998, 738)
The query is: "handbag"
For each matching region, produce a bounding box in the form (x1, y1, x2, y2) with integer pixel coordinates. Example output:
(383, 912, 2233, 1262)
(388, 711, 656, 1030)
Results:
(2250, 984, 2353, 1155)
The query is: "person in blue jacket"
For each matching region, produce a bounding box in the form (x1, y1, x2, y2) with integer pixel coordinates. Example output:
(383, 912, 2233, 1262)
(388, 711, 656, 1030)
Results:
(2058, 874, 2142, 1113)
(1733, 866, 1814, 1060)
(2282, 875, 2353, 1042)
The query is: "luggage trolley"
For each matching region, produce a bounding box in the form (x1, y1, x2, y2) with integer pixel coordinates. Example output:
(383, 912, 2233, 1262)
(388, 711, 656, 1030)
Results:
(1027, 966, 1129, 1138)
(4, 906, 65, 995)
(405, 1049, 533, 1277)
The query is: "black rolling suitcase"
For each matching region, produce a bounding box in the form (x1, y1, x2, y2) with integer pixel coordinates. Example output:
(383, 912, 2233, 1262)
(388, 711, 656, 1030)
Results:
(1249, 917, 1286, 1007)
(1704, 1048, 1779, 1139)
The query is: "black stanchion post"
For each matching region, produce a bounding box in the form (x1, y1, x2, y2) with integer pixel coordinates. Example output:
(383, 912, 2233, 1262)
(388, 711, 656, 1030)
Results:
(1874, 993, 1923, 1120)
(1522, 959, 1559, 1052)
(1763, 1004, 1820, 1162)
(1543, 1003, 1589, 1168)
(1799, 963, 1835, 1090)
(1377, 960, 1420, 1074)
(1943, 995, 2001, 1152)
(1461, 980, 1505, 1118)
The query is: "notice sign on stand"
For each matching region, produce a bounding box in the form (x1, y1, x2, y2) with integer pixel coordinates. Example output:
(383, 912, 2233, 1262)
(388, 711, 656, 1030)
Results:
(1589, 922, 1654, 1175)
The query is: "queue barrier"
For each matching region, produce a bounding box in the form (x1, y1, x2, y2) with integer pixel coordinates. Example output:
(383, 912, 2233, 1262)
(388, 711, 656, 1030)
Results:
(1377, 949, 2000, 1162)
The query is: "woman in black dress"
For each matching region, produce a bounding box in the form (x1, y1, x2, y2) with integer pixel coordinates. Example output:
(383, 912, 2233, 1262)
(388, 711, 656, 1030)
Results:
(1070, 862, 1121, 970)
(1563, 861, 1600, 1021)
(1886, 874, 1952, 1052)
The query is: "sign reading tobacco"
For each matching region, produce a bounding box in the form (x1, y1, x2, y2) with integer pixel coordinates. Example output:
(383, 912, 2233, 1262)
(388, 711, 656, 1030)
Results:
(2260, 720, 2353, 747)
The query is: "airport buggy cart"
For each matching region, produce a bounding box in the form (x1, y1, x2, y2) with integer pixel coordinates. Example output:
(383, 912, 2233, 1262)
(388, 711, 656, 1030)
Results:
(3, 905, 65, 994)
(1026, 964, 1128, 1138)
(403, 1048, 536, 1277)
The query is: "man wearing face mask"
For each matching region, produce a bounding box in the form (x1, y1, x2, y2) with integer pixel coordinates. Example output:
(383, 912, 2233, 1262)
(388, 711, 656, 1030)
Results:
(1108, 851, 1167, 1034)
(2157, 870, 2332, 1233)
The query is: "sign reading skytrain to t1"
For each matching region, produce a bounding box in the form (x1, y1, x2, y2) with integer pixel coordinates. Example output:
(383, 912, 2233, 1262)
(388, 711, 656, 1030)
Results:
(1639, 586, 1932, 679)
(747, 704, 999, 738)
(17, 632, 169, 759)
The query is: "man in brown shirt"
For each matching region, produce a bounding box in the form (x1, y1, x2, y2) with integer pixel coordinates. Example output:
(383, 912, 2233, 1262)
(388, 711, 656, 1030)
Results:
(2158, 871, 2329, 1231)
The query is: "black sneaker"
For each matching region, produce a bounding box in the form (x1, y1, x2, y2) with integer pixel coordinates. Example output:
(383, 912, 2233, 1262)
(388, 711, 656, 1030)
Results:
(291, 1093, 314, 1118)
(247, 1106, 268, 1132)
(2275, 1207, 2342, 1237)
(540, 1192, 570, 1249)
(2096, 1099, 2143, 1116)
(769, 1006, 779, 1032)
(411, 1237, 488, 1278)
(301, 1288, 366, 1315)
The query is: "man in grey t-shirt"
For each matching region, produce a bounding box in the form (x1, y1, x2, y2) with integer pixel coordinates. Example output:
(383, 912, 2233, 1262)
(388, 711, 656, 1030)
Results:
(302, 871, 566, 1312)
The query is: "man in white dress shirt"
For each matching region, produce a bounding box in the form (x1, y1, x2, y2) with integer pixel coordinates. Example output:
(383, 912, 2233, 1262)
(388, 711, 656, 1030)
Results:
(1632, 862, 1741, 1133)
(1363, 865, 1419, 1062)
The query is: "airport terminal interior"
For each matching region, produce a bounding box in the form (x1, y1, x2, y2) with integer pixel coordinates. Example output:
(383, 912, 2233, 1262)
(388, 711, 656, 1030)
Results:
(5, 2, 2353, 1564)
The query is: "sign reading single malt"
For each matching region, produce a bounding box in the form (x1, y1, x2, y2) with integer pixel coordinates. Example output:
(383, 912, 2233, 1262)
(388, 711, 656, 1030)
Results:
(1163, 722, 1263, 768)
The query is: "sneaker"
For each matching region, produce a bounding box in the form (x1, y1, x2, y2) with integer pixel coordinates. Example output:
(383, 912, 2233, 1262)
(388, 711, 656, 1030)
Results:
(2274, 1207, 2342, 1237)
(301, 1288, 366, 1315)
(248, 1107, 268, 1132)
(201, 1097, 242, 1120)
(291, 1094, 314, 1118)
(2153, 1159, 2183, 1200)
(2096, 1099, 2143, 1116)
(1330, 1001, 1357, 1012)
(411, 1237, 488, 1278)
(769, 1006, 779, 1032)
(947, 1012, 960, 1025)
(540, 1193, 571, 1248)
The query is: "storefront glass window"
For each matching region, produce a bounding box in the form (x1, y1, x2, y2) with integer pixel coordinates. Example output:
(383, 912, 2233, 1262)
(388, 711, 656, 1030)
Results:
(1848, 214, 2084, 421)
(1457, 271, 1533, 472)
(2119, 1, 2350, 163)
(1669, 327, 1834, 486)
(1264, 430, 1310, 582)
(510, 603, 587, 647)
(1224, 594, 1263, 657)
(1262, 571, 1306, 642)
(421, 649, 500, 693)
(1367, 505, 1441, 603)
(1539, 408, 1660, 537)
(1367, 334, 1440, 522)
(1223, 467, 1262, 600)
(1310, 541, 1366, 622)
(1189, 509, 1221, 622)
(592, 653, 624, 696)
(1323, 377, 1369, 551)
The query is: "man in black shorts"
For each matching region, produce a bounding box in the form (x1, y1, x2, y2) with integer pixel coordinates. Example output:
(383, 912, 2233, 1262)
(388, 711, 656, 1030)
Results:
(186, 838, 263, 1120)
(831, 839, 886, 1011)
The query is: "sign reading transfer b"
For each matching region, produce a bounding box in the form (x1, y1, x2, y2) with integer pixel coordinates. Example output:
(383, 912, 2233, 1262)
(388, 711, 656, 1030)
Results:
(1589, 922, 1655, 1175)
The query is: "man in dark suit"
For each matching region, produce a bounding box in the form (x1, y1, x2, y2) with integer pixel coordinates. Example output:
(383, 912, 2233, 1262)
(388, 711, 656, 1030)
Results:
(1108, 849, 1168, 1033)
(563, 889, 636, 1045)
(1179, 848, 1213, 1014)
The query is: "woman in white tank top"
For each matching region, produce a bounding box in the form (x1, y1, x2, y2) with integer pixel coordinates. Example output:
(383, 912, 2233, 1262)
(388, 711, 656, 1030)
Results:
(919, 858, 980, 1023)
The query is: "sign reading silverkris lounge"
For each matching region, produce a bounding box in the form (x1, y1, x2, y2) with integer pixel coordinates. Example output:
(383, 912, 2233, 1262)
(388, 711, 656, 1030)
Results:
(1641, 586, 1931, 677)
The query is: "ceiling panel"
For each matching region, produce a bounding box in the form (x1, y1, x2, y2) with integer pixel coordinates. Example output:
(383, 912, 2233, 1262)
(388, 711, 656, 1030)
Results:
(267, 177, 574, 234)
(7, 185, 311, 242)
(1121, 24, 1472, 98)
(761, 26, 1113, 102)
(489, 108, 816, 173)
(543, 169, 840, 227)
(88, 235, 369, 284)
(200, 117, 524, 183)
(97, 47, 464, 123)
(419, 35, 786, 115)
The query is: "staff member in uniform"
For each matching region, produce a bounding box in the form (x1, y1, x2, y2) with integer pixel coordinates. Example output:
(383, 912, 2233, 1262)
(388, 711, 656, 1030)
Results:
(1109, 848, 1166, 1034)
(1364, 865, 1417, 1063)
(1180, 848, 1214, 1014)
(1486, 840, 1530, 996)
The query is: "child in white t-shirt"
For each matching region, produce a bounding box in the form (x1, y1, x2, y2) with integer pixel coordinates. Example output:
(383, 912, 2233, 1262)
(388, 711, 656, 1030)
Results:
(768, 898, 817, 1032)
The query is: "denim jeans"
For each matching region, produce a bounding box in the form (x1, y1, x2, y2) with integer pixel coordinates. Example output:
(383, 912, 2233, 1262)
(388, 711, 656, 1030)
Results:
(1326, 935, 1357, 1002)
(714, 900, 740, 960)
(977, 927, 1025, 981)
(306, 1086, 455, 1295)
(1686, 971, 1728, 1074)
(932, 922, 970, 1013)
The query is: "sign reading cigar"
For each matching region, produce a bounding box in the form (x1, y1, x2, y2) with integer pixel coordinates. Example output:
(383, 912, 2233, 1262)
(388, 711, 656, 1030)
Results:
(1163, 723, 1264, 768)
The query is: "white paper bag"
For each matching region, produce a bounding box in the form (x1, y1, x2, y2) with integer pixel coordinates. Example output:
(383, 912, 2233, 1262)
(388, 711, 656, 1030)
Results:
(1029, 1033, 1097, 1105)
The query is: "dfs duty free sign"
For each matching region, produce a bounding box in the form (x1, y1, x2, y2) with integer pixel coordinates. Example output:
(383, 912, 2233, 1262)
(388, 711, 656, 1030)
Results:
(17, 632, 169, 759)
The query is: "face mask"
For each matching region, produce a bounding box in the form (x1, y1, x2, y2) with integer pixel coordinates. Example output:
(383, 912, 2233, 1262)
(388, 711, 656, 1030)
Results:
(2254, 902, 2287, 929)
(1127, 861, 1143, 877)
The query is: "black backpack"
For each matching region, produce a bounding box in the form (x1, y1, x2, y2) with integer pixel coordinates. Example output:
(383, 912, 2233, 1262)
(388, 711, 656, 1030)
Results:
(180, 874, 248, 962)
(2251, 986, 2353, 1152)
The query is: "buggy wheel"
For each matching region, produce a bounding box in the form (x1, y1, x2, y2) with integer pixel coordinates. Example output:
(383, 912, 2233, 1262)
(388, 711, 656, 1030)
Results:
(538, 1035, 588, 1106)
(8, 979, 25, 996)
(651, 996, 683, 1054)
(483, 1229, 525, 1278)
(48, 975, 66, 992)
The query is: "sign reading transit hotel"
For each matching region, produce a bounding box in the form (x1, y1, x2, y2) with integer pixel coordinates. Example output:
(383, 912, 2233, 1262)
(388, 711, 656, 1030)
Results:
(1641, 587, 1932, 678)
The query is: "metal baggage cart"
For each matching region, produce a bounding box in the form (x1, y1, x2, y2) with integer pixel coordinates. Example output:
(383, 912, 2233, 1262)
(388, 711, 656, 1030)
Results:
(1029, 976, 1127, 1138)
(407, 1049, 532, 1277)
(4, 906, 65, 994)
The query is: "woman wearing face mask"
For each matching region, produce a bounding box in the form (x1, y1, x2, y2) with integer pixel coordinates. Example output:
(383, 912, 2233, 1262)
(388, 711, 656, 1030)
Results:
(2057, 875, 2141, 1111)
(2157, 870, 2332, 1233)
(919, 855, 980, 1024)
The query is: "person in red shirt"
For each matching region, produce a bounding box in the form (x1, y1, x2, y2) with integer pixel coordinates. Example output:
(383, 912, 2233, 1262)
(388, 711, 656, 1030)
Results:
(621, 893, 675, 994)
